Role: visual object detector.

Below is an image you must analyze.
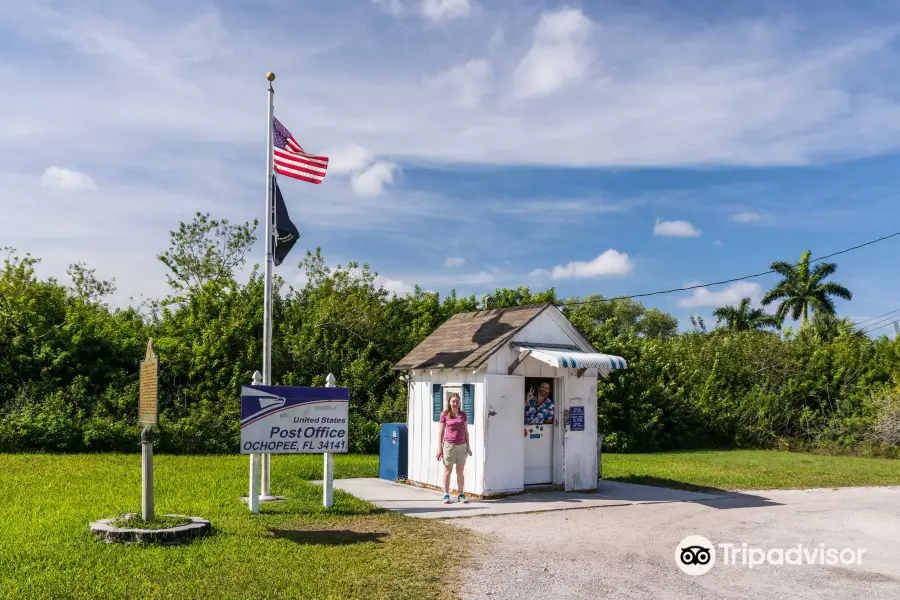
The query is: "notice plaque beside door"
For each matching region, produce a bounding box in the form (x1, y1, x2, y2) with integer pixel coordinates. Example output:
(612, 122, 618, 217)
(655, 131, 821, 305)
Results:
(569, 405, 585, 431)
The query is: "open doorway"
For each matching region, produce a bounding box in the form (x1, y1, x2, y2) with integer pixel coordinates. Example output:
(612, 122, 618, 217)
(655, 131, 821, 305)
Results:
(523, 377, 555, 485)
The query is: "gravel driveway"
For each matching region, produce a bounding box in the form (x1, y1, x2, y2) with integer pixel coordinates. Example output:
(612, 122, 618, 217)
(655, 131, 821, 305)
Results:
(457, 486, 900, 600)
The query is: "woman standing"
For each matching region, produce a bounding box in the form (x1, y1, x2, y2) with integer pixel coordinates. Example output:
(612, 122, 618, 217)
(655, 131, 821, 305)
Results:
(436, 392, 472, 504)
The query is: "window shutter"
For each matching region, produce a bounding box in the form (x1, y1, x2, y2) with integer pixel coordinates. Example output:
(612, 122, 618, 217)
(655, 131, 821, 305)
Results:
(462, 384, 475, 425)
(432, 384, 443, 422)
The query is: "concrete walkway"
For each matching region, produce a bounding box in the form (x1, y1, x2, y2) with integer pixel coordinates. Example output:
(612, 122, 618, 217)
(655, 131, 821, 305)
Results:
(329, 478, 751, 519)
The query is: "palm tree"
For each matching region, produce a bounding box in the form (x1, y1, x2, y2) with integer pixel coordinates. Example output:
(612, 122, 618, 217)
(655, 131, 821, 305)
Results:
(713, 297, 781, 331)
(802, 311, 860, 343)
(762, 249, 852, 326)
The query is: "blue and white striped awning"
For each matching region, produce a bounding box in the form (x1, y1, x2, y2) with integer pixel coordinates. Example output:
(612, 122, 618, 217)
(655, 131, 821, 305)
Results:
(516, 345, 628, 377)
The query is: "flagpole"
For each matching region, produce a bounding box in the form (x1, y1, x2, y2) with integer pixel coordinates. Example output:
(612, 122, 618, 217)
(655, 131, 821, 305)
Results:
(248, 71, 276, 511)
(261, 72, 276, 498)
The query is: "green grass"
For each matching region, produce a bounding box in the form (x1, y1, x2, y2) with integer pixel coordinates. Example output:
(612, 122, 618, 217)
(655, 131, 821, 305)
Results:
(0, 454, 463, 600)
(110, 514, 192, 529)
(5, 450, 897, 599)
(602, 449, 900, 492)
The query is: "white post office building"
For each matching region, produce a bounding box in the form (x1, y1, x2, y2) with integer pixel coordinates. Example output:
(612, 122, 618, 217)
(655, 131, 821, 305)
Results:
(393, 303, 627, 497)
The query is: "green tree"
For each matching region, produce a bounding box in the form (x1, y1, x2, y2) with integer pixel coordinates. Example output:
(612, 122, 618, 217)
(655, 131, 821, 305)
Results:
(482, 286, 558, 310)
(278, 249, 408, 451)
(801, 312, 861, 344)
(386, 287, 478, 353)
(762, 249, 852, 326)
(66, 262, 116, 305)
(5, 218, 900, 458)
(564, 296, 678, 340)
(637, 308, 680, 340)
(713, 297, 781, 332)
(157, 212, 258, 301)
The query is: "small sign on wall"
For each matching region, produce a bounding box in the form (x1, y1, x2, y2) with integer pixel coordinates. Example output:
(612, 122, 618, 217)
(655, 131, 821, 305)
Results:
(569, 405, 585, 431)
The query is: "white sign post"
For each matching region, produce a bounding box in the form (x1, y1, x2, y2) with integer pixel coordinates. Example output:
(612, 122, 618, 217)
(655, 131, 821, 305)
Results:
(248, 370, 263, 514)
(324, 373, 336, 508)
(240, 379, 349, 514)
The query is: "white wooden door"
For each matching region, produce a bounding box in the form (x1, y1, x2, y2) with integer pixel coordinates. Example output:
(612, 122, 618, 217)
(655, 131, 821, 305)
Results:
(484, 374, 525, 493)
(524, 425, 554, 484)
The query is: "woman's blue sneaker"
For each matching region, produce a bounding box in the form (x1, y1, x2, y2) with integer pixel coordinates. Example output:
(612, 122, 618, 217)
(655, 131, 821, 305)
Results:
(458, 494, 468, 504)
(443, 494, 451, 504)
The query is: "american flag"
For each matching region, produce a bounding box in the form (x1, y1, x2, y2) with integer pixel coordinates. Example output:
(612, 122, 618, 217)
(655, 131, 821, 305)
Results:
(272, 117, 328, 184)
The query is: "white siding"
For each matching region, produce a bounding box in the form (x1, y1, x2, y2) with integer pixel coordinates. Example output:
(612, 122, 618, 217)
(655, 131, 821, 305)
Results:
(407, 378, 426, 488)
(516, 309, 582, 346)
(486, 308, 594, 376)
(407, 368, 486, 495)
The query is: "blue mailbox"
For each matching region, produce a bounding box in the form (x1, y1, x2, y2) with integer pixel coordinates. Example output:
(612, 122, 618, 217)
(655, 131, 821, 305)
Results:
(378, 423, 408, 481)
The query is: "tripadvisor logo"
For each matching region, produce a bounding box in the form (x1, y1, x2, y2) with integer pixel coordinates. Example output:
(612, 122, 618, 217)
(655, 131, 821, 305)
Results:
(676, 536, 716, 576)
(675, 536, 867, 575)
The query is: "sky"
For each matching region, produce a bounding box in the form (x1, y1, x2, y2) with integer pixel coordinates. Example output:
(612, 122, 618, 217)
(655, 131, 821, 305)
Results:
(2, 0, 900, 335)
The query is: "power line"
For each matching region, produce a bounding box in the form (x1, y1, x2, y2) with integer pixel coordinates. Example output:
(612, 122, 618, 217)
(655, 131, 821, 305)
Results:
(860, 320, 900, 336)
(560, 231, 900, 307)
(853, 307, 900, 329)
(858, 311, 900, 333)
(859, 314, 900, 335)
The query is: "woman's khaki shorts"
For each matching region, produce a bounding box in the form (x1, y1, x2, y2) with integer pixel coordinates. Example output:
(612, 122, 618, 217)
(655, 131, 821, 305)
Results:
(442, 442, 468, 467)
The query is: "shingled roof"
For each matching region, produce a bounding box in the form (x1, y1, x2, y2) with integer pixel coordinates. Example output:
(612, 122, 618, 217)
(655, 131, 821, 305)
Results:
(392, 303, 552, 371)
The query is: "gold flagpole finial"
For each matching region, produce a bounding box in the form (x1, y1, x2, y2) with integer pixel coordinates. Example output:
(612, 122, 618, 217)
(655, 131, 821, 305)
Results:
(266, 72, 276, 82)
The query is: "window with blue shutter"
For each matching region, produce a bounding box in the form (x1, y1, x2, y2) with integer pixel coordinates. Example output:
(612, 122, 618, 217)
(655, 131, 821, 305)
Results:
(462, 384, 475, 425)
(432, 383, 443, 422)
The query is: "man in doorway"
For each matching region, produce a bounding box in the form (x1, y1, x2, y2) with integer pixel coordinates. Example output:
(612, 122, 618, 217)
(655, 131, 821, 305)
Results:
(524, 381, 554, 425)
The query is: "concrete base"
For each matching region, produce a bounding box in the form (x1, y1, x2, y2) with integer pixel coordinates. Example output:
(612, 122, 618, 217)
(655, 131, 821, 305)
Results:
(240, 495, 287, 503)
(89, 515, 210, 545)
(330, 478, 727, 519)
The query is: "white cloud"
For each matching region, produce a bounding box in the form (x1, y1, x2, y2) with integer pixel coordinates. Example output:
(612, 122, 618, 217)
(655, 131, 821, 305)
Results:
(6, 2, 900, 308)
(428, 59, 490, 108)
(1, 164, 454, 308)
(372, 0, 405, 16)
(730, 211, 762, 223)
(488, 29, 505, 54)
(325, 145, 399, 196)
(437, 270, 495, 285)
(351, 161, 399, 196)
(422, 0, 470, 22)
(677, 281, 762, 308)
(445, 256, 466, 267)
(374, 0, 470, 22)
(328, 144, 375, 175)
(6, 4, 900, 174)
(714, 240, 724, 247)
(513, 8, 594, 98)
(653, 219, 702, 237)
(534, 249, 634, 280)
(376, 276, 415, 296)
(41, 166, 96, 191)
(400, 270, 496, 288)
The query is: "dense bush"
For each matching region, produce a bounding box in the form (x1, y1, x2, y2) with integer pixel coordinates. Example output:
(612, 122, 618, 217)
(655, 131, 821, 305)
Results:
(1, 215, 898, 455)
